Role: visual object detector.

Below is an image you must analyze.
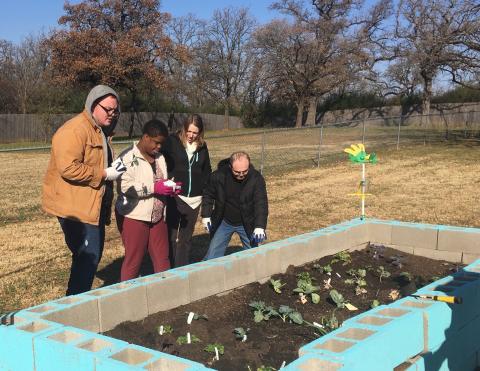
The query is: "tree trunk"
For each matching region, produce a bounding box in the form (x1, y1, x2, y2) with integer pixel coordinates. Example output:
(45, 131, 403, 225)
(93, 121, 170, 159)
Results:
(422, 77, 432, 116)
(295, 97, 305, 128)
(224, 104, 230, 130)
(128, 90, 137, 138)
(305, 96, 317, 126)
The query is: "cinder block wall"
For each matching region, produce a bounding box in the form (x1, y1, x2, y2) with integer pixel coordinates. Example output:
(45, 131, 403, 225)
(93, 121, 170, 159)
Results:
(1, 219, 479, 370)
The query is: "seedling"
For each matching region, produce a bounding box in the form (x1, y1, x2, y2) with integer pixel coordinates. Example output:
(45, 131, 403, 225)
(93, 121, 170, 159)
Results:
(376, 266, 391, 282)
(293, 272, 321, 304)
(345, 268, 367, 288)
(270, 278, 286, 294)
(176, 334, 201, 345)
(399, 271, 413, 282)
(329, 289, 346, 308)
(249, 301, 279, 323)
(315, 312, 340, 336)
(278, 305, 303, 324)
(204, 343, 224, 355)
(185, 312, 208, 321)
(256, 366, 276, 371)
(321, 264, 333, 274)
(157, 324, 173, 335)
(233, 327, 249, 342)
(371, 299, 380, 308)
(330, 250, 352, 266)
(389, 255, 404, 268)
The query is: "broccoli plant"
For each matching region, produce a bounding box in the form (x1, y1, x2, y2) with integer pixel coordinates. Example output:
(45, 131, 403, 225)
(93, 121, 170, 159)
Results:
(330, 250, 352, 266)
(329, 289, 346, 309)
(376, 266, 391, 282)
(157, 324, 173, 335)
(293, 272, 321, 304)
(249, 301, 279, 323)
(204, 343, 224, 355)
(345, 268, 367, 288)
(176, 334, 201, 345)
(233, 327, 250, 342)
(315, 312, 340, 336)
(269, 278, 286, 294)
(277, 305, 303, 324)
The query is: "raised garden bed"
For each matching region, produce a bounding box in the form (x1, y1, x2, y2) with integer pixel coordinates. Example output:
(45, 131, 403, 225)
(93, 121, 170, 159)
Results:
(105, 244, 462, 370)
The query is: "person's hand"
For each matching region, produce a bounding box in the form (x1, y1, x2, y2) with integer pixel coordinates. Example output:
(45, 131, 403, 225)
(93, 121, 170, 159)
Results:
(202, 217, 212, 232)
(105, 158, 127, 181)
(154, 180, 175, 196)
(252, 228, 266, 244)
(173, 181, 182, 195)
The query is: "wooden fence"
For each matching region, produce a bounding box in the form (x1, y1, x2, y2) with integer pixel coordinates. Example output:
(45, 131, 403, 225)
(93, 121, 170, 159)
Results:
(0, 112, 243, 143)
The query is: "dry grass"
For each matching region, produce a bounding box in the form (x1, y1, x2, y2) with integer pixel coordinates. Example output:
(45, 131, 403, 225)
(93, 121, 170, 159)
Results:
(1, 141, 479, 313)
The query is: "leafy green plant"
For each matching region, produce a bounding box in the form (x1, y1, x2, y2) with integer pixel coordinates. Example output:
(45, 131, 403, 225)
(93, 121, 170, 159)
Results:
(376, 266, 391, 282)
(249, 301, 279, 323)
(185, 312, 209, 321)
(345, 268, 367, 287)
(370, 299, 380, 308)
(278, 305, 303, 324)
(269, 278, 286, 294)
(255, 366, 276, 371)
(315, 312, 340, 335)
(399, 271, 413, 282)
(176, 334, 201, 345)
(157, 324, 173, 335)
(293, 272, 321, 304)
(233, 327, 250, 341)
(204, 343, 224, 355)
(330, 250, 352, 266)
(321, 264, 333, 274)
(329, 289, 346, 308)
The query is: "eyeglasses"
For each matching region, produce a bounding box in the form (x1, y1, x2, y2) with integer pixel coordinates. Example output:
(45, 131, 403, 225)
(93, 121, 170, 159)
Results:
(98, 103, 120, 116)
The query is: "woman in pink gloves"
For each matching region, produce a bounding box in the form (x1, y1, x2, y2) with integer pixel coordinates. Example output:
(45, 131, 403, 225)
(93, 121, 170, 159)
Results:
(115, 119, 181, 281)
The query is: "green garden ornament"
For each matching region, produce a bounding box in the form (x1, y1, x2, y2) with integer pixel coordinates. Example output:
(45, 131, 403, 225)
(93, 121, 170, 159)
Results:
(344, 144, 377, 220)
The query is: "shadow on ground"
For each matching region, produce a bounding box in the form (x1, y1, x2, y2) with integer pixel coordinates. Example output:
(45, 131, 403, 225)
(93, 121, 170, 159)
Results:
(96, 232, 243, 287)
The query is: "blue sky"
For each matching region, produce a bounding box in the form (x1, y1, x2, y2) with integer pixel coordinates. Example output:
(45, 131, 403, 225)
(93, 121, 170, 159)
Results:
(0, 0, 277, 45)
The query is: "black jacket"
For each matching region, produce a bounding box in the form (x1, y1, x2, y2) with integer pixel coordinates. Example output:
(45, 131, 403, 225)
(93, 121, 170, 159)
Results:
(201, 159, 268, 237)
(161, 134, 211, 197)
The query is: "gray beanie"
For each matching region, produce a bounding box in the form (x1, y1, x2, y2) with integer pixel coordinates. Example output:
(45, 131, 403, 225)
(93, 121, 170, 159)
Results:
(84, 84, 120, 115)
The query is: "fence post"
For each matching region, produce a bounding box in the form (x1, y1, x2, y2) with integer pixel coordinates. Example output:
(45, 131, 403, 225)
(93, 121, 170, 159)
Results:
(396, 116, 401, 150)
(362, 119, 366, 144)
(260, 129, 266, 175)
(317, 124, 324, 168)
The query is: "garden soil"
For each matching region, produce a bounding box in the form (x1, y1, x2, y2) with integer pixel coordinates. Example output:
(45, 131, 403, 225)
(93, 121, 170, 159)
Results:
(105, 245, 463, 370)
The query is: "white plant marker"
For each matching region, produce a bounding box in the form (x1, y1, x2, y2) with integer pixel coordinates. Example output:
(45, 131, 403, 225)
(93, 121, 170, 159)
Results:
(313, 321, 324, 329)
(187, 312, 195, 324)
(280, 361, 286, 369)
(158, 325, 164, 335)
(214, 347, 219, 361)
(336, 272, 341, 278)
(187, 332, 191, 344)
(242, 334, 247, 342)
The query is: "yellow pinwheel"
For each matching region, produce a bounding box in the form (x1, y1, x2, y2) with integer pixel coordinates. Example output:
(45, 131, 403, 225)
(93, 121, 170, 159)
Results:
(344, 143, 377, 164)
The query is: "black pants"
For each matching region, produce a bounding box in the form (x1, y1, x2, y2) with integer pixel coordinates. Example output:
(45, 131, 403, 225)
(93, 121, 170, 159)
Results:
(166, 196, 200, 267)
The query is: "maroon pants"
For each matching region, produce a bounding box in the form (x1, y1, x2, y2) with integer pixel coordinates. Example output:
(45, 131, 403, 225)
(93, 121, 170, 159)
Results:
(116, 210, 170, 281)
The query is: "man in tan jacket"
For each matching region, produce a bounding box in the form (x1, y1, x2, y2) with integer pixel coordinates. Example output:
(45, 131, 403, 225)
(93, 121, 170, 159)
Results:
(42, 85, 125, 295)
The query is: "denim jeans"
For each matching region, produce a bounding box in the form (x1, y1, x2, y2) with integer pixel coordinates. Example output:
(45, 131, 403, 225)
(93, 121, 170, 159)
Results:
(58, 214, 106, 295)
(203, 220, 257, 260)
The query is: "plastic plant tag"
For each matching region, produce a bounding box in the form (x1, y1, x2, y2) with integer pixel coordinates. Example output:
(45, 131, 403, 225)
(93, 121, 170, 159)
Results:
(158, 325, 164, 335)
(242, 334, 247, 342)
(215, 347, 219, 360)
(187, 312, 195, 324)
(313, 321, 324, 328)
(187, 332, 191, 344)
(280, 361, 286, 369)
(345, 303, 358, 311)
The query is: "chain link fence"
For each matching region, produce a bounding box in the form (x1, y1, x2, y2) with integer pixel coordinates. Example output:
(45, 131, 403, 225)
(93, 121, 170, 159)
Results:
(205, 110, 480, 175)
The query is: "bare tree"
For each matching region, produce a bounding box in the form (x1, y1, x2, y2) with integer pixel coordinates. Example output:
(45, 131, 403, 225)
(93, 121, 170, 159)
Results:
(195, 7, 256, 129)
(394, 0, 480, 115)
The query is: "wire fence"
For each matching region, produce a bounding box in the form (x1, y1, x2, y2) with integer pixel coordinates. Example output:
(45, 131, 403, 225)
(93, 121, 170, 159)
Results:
(1, 111, 480, 176)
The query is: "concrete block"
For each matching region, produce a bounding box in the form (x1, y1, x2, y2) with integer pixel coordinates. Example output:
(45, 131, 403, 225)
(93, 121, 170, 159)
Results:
(391, 223, 438, 250)
(388, 244, 415, 255)
(83, 284, 148, 333)
(211, 252, 259, 291)
(144, 272, 190, 315)
(282, 353, 344, 370)
(172, 262, 226, 303)
(95, 345, 160, 371)
(0, 319, 63, 371)
(143, 353, 214, 370)
(366, 221, 392, 245)
(34, 327, 128, 371)
(437, 227, 480, 254)
(462, 253, 480, 264)
(413, 247, 462, 263)
(41, 295, 100, 332)
(343, 222, 369, 247)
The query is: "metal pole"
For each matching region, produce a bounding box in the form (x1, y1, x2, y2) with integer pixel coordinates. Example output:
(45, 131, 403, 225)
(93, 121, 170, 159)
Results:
(362, 119, 366, 144)
(361, 162, 366, 220)
(260, 129, 266, 175)
(396, 116, 401, 150)
(317, 124, 324, 168)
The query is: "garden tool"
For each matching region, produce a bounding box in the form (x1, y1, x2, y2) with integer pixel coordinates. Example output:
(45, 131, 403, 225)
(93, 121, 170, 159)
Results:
(411, 294, 463, 304)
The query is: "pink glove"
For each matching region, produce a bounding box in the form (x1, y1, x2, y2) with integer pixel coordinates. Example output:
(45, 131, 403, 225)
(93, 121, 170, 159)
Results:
(154, 180, 175, 196)
(174, 182, 183, 195)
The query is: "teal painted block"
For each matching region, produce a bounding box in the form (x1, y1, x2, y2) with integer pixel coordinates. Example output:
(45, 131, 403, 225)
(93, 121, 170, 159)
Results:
(0, 319, 63, 371)
(34, 327, 129, 371)
(143, 352, 216, 370)
(281, 353, 344, 370)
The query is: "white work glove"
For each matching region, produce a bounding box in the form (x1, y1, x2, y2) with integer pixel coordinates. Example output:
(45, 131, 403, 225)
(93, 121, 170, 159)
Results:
(252, 228, 266, 244)
(202, 217, 212, 233)
(105, 158, 127, 181)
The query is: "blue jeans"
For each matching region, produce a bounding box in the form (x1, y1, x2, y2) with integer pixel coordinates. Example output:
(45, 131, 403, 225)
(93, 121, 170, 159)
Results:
(203, 220, 257, 260)
(58, 215, 105, 295)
